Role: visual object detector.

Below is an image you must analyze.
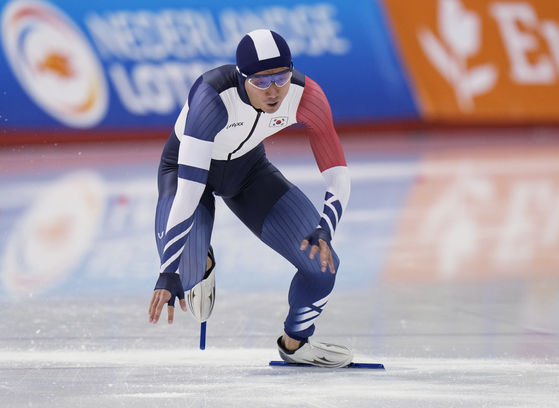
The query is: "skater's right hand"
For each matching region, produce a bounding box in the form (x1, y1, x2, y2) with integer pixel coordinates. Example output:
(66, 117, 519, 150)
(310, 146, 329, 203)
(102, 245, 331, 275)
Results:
(149, 289, 187, 324)
(149, 273, 187, 324)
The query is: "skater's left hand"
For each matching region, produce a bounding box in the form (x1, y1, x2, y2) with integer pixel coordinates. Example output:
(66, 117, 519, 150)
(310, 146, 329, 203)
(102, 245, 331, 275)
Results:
(301, 228, 336, 274)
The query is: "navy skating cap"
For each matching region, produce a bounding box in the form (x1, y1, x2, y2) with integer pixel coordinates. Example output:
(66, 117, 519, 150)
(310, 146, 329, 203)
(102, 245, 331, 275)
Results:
(236, 29, 292, 76)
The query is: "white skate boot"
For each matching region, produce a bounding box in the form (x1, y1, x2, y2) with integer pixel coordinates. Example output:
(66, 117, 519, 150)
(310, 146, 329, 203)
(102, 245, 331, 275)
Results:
(186, 246, 216, 323)
(277, 336, 353, 368)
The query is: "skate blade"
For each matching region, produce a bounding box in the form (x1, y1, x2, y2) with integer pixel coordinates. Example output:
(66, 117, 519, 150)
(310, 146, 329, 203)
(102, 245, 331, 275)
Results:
(269, 361, 385, 369)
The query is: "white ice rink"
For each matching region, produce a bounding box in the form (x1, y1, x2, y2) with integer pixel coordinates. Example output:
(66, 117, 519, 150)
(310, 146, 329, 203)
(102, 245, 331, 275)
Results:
(1, 129, 559, 407)
(1, 284, 558, 407)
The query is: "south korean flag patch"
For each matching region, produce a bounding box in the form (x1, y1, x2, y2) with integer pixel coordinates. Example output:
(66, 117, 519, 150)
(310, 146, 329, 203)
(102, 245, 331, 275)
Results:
(270, 117, 288, 127)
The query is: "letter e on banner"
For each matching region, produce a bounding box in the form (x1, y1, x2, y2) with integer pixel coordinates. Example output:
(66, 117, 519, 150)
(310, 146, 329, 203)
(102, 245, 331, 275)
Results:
(383, 0, 559, 122)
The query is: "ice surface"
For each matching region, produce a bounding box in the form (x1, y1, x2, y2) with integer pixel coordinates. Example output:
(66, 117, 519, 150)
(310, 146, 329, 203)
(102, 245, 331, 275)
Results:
(1, 284, 558, 408)
(2, 132, 559, 407)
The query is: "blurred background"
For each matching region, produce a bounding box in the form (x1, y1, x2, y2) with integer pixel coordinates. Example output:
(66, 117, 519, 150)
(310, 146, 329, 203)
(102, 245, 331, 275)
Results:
(1, 0, 559, 310)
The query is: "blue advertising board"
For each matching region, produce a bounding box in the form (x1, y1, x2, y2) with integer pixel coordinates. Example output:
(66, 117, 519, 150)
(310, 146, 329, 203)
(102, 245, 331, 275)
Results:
(0, 0, 419, 136)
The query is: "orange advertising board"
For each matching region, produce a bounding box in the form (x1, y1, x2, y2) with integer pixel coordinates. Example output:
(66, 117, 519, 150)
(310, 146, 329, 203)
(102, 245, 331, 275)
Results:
(383, 145, 559, 282)
(383, 0, 559, 122)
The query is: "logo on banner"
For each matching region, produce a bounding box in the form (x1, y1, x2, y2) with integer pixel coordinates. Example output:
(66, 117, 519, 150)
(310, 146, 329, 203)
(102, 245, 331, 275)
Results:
(1, 0, 108, 128)
(417, 0, 498, 112)
(270, 117, 288, 127)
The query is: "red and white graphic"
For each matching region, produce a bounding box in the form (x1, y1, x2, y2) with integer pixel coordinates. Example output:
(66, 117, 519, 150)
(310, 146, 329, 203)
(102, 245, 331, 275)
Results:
(1, 0, 108, 128)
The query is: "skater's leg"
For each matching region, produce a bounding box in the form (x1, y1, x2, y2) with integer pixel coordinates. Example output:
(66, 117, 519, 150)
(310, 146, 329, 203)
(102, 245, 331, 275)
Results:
(223, 166, 351, 366)
(223, 171, 339, 341)
(260, 186, 339, 341)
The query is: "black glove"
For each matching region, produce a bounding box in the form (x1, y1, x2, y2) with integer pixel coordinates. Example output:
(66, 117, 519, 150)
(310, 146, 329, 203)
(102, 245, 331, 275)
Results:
(154, 273, 185, 307)
(303, 228, 332, 248)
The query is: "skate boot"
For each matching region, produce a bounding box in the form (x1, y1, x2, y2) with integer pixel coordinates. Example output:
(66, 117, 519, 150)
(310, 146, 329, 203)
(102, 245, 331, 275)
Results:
(277, 336, 353, 368)
(186, 246, 216, 323)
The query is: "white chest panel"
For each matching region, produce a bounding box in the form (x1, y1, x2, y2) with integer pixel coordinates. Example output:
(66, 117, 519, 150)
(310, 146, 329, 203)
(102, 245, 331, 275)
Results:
(212, 85, 304, 160)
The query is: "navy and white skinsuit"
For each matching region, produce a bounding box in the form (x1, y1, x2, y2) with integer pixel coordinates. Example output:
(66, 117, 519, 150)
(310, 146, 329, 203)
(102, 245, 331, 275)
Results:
(155, 64, 350, 341)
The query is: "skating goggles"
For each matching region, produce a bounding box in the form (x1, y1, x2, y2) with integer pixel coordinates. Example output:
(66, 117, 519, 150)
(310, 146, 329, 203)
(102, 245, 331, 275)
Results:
(244, 67, 293, 90)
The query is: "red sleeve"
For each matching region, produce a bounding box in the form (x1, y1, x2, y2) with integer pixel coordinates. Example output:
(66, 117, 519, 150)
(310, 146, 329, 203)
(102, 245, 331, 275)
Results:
(296, 76, 347, 172)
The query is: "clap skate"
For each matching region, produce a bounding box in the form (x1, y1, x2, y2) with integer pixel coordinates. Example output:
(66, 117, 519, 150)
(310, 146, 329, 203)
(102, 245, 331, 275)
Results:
(276, 336, 354, 368)
(186, 246, 216, 323)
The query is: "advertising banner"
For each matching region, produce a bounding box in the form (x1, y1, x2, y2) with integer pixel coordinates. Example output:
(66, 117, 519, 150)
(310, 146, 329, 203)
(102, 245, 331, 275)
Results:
(0, 0, 418, 141)
(383, 0, 559, 122)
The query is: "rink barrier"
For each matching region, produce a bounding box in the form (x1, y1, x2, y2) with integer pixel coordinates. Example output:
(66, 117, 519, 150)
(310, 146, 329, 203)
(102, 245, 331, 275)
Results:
(0, 0, 417, 143)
